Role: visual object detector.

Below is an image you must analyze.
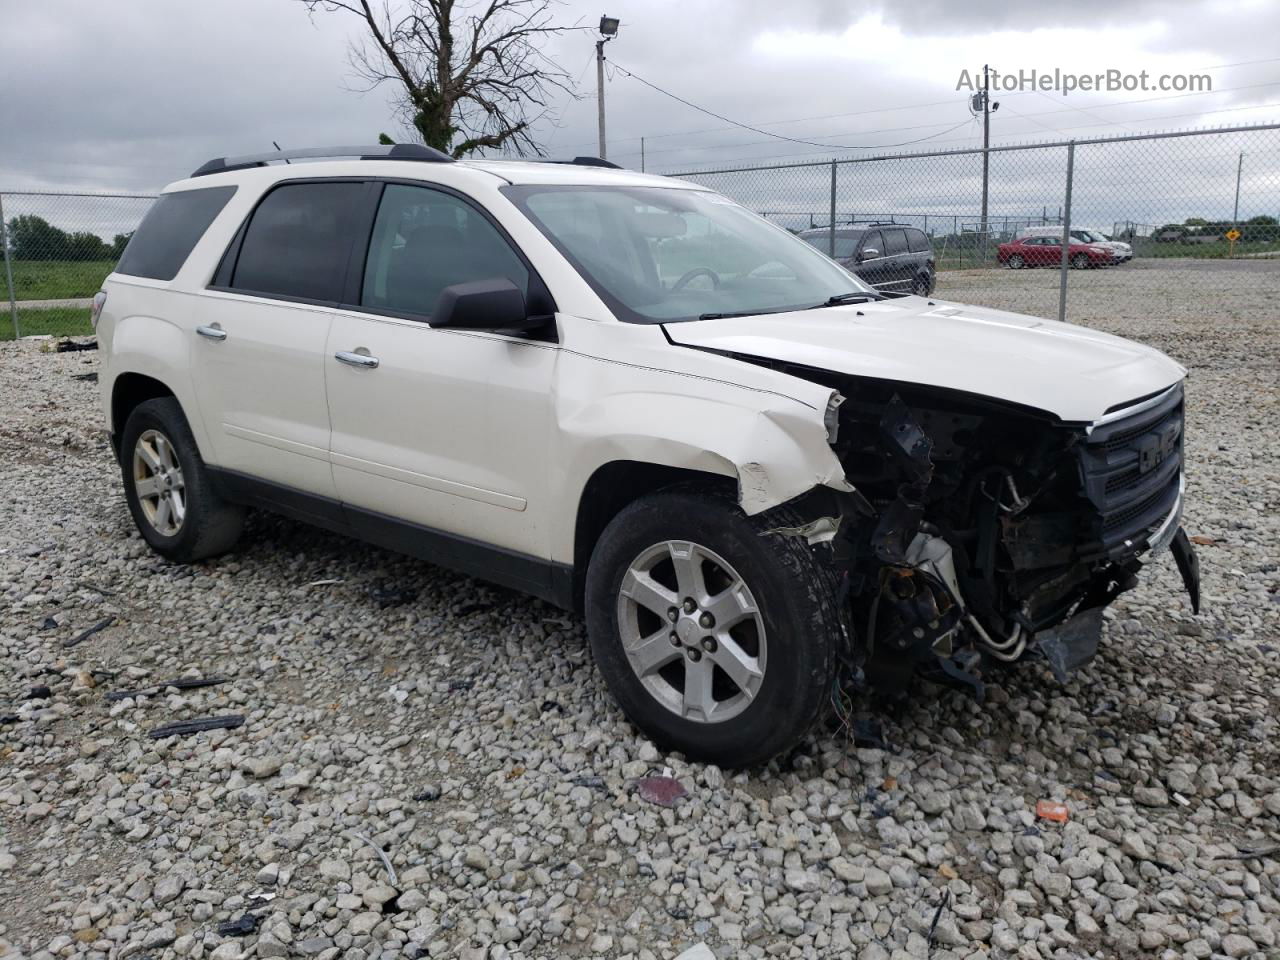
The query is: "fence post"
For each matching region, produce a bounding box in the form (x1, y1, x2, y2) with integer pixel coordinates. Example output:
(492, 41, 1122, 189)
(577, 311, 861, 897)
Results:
(1057, 141, 1075, 325)
(828, 161, 837, 257)
(0, 192, 19, 339)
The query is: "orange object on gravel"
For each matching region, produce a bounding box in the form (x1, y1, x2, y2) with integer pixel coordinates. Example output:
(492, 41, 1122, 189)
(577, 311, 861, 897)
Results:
(1036, 800, 1070, 823)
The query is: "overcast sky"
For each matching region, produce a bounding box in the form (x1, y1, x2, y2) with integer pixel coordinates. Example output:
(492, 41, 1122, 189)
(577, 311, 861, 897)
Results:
(2, 0, 1278, 229)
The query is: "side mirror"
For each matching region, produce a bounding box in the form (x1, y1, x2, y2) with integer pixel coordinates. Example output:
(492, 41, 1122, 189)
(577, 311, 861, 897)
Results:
(858, 247, 880, 261)
(429, 277, 542, 332)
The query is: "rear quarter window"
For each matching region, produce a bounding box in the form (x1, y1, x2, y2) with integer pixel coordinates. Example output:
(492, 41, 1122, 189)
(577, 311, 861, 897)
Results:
(115, 186, 237, 281)
(906, 229, 931, 253)
(882, 228, 908, 256)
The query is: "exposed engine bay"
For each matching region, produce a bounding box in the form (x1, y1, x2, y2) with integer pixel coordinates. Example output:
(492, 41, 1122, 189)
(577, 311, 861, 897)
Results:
(774, 365, 1202, 697)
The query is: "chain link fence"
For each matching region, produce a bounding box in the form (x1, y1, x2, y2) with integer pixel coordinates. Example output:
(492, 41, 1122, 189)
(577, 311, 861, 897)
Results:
(5, 123, 1279, 339)
(667, 122, 1280, 327)
(1, 190, 156, 340)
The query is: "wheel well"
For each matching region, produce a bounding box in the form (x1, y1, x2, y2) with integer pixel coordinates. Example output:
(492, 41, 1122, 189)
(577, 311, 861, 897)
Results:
(111, 373, 174, 456)
(571, 461, 734, 610)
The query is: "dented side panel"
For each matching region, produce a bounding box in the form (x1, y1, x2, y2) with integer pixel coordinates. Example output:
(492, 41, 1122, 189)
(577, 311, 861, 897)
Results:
(548, 319, 852, 564)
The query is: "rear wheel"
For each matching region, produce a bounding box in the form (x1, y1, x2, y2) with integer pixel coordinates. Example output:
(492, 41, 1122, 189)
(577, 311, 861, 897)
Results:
(121, 398, 244, 562)
(586, 491, 842, 767)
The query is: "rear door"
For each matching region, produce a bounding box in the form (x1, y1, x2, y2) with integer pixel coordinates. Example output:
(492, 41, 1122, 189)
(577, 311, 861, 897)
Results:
(879, 228, 911, 289)
(192, 180, 366, 498)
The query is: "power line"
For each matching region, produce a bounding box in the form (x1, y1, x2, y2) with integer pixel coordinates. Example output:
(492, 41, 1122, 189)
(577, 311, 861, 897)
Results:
(607, 60, 978, 151)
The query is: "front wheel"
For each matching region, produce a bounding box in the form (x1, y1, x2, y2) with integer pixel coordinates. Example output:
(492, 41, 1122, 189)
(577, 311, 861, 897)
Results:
(1071, 253, 1090, 269)
(1007, 254, 1025, 269)
(120, 397, 244, 562)
(585, 491, 842, 768)
(910, 272, 933, 295)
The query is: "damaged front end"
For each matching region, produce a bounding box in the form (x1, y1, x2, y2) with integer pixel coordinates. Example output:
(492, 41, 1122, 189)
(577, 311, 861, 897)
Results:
(781, 374, 1200, 697)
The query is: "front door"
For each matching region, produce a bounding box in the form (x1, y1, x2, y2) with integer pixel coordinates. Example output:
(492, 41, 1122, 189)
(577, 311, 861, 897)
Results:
(324, 182, 557, 560)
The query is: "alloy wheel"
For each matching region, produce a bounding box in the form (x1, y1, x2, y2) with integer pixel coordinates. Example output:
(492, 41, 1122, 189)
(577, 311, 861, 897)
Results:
(616, 540, 767, 723)
(132, 429, 186, 536)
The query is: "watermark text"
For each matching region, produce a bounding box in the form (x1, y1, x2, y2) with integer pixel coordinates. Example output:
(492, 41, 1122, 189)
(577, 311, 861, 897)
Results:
(956, 68, 1211, 96)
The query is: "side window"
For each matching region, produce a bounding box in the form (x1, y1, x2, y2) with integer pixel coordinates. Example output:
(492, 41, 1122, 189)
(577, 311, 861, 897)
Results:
(117, 186, 236, 281)
(858, 230, 883, 258)
(230, 182, 365, 302)
(362, 184, 529, 317)
(906, 229, 931, 253)
(882, 228, 908, 256)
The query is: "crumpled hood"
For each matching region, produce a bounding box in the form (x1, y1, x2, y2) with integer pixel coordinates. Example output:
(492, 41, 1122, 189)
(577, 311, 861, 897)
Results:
(664, 296, 1185, 423)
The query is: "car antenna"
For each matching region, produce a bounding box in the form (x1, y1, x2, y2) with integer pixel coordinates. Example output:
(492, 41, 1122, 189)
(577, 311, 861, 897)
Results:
(272, 141, 291, 163)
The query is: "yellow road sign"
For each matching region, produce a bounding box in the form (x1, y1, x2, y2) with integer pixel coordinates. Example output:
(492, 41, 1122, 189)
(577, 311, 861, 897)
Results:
(1225, 229, 1241, 241)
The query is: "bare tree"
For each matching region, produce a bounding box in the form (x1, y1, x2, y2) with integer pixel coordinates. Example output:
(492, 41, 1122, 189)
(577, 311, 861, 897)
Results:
(299, 0, 574, 158)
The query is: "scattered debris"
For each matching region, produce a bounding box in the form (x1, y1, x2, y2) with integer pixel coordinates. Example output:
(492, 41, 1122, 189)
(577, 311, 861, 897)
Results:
(70, 372, 98, 382)
(634, 775, 688, 808)
(25, 685, 53, 700)
(147, 715, 245, 739)
(77, 581, 117, 596)
(412, 784, 442, 802)
(39, 616, 57, 630)
(1215, 844, 1280, 861)
(938, 863, 958, 879)
(882, 776, 898, 791)
(63, 616, 114, 648)
(1035, 799, 1070, 823)
(448, 678, 475, 692)
(540, 700, 563, 713)
(305, 578, 344, 587)
(505, 765, 526, 781)
(0, 714, 19, 725)
(105, 675, 230, 702)
(1189, 534, 1218, 546)
(344, 830, 398, 886)
(1172, 791, 1191, 806)
(368, 582, 417, 608)
(926, 889, 952, 947)
(215, 914, 262, 937)
(55, 338, 97, 352)
(852, 713, 891, 750)
(570, 775, 607, 791)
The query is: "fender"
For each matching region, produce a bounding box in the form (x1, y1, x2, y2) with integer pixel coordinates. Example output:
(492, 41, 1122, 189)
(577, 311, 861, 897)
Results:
(549, 347, 853, 564)
(103, 313, 212, 460)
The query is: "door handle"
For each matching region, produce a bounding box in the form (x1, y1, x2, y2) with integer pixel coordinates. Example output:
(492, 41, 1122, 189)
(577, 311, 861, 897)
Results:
(335, 350, 379, 369)
(196, 324, 227, 341)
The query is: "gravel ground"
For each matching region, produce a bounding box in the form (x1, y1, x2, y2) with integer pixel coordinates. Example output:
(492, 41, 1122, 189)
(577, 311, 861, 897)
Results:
(1, 271, 1278, 960)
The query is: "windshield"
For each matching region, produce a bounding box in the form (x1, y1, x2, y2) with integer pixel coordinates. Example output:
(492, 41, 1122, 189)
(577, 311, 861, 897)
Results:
(502, 184, 874, 324)
(1078, 229, 1109, 243)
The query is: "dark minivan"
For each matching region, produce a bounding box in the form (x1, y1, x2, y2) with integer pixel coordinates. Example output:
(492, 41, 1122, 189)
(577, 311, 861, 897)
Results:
(799, 223, 935, 296)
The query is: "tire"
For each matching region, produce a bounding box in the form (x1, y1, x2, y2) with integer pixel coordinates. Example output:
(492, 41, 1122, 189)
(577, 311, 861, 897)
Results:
(120, 397, 244, 562)
(910, 273, 933, 296)
(585, 490, 842, 768)
(1071, 253, 1090, 269)
(1007, 255, 1025, 270)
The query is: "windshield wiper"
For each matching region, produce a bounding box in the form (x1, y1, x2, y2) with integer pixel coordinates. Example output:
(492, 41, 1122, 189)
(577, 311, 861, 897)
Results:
(813, 291, 884, 307)
(697, 308, 788, 321)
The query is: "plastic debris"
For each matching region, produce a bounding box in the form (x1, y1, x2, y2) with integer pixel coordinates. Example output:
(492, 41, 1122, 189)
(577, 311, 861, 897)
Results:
(305, 578, 344, 587)
(1172, 792, 1191, 806)
(71, 372, 98, 382)
(215, 914, 261, 937)
(926, 889, 953, 947)
(55, 338, 97, 352)
(448, 678, 475, 692)
(1189, 534, 1218, 546)
(25, 685, 53, 700)
(106, 675, 230, 702)
(368, 582, 417, 608)
(412, 784, 442, 802)
(344, 830, 398, 886)
(39, 617, 57, 631)
(64, 616, 115, 648)
(635, 775, 688, 808)
(1035, 799, 1070, 823)
(570, 775, 608, 791)
(147, 715, 245, 739)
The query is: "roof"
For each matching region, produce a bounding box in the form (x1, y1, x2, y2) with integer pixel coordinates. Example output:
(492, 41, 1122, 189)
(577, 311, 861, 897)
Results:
(456, 158, 699, 188)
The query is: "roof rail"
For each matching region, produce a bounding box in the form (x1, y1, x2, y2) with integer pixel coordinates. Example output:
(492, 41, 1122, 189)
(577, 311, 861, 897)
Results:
(190, 143, 454, 178)
(550, 156, 623, 169)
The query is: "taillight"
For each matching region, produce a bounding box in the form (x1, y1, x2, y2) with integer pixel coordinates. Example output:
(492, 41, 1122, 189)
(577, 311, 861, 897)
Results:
(90, 291, 107, 329)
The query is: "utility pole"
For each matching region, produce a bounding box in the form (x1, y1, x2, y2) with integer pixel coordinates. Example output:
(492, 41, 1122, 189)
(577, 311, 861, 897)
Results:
(596, 16, 619, 161)
(1233, 152, 1245, 224)
(640, 137, 645, 172)
(981, 64, 991, 243)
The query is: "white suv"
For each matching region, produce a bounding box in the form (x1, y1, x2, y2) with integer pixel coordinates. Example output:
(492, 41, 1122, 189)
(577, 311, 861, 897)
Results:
(96, 144, 1200, 767)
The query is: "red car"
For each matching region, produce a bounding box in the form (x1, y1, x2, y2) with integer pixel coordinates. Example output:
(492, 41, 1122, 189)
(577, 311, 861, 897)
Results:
(998, 236, 1116, 269)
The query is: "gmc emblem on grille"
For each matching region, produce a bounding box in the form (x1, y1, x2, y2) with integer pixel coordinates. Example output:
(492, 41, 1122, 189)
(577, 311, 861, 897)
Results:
(1137, 423, 1179, 474)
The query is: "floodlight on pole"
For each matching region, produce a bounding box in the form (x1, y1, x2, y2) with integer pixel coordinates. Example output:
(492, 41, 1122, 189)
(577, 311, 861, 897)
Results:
(596, 15, 619, 160)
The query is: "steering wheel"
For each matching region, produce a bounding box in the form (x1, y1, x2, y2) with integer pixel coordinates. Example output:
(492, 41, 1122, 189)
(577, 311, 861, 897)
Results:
(672, 267, 721, 291)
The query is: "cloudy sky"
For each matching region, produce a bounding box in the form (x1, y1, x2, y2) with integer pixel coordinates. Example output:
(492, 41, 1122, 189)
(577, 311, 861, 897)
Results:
(2, 0, 1278, 229)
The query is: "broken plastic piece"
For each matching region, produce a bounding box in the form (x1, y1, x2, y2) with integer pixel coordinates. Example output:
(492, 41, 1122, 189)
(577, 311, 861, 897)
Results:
(148, 715, 245, 739)
(634, 775, 688, 807)
(344, 830, 398, 886)
(25, 685, 53, 700)
(64, 616, 114, 648)
(55, 338, 97, 352)
(215, 914, 261, 937)
(764, 516, 841, 545)
(448, 678, 475, 692)
(1035, 799, 1069, 823)
(1036, 606, 1104, 682)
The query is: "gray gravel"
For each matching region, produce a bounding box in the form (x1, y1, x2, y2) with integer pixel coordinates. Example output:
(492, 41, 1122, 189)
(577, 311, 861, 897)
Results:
(1, 281, 1278, 960)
